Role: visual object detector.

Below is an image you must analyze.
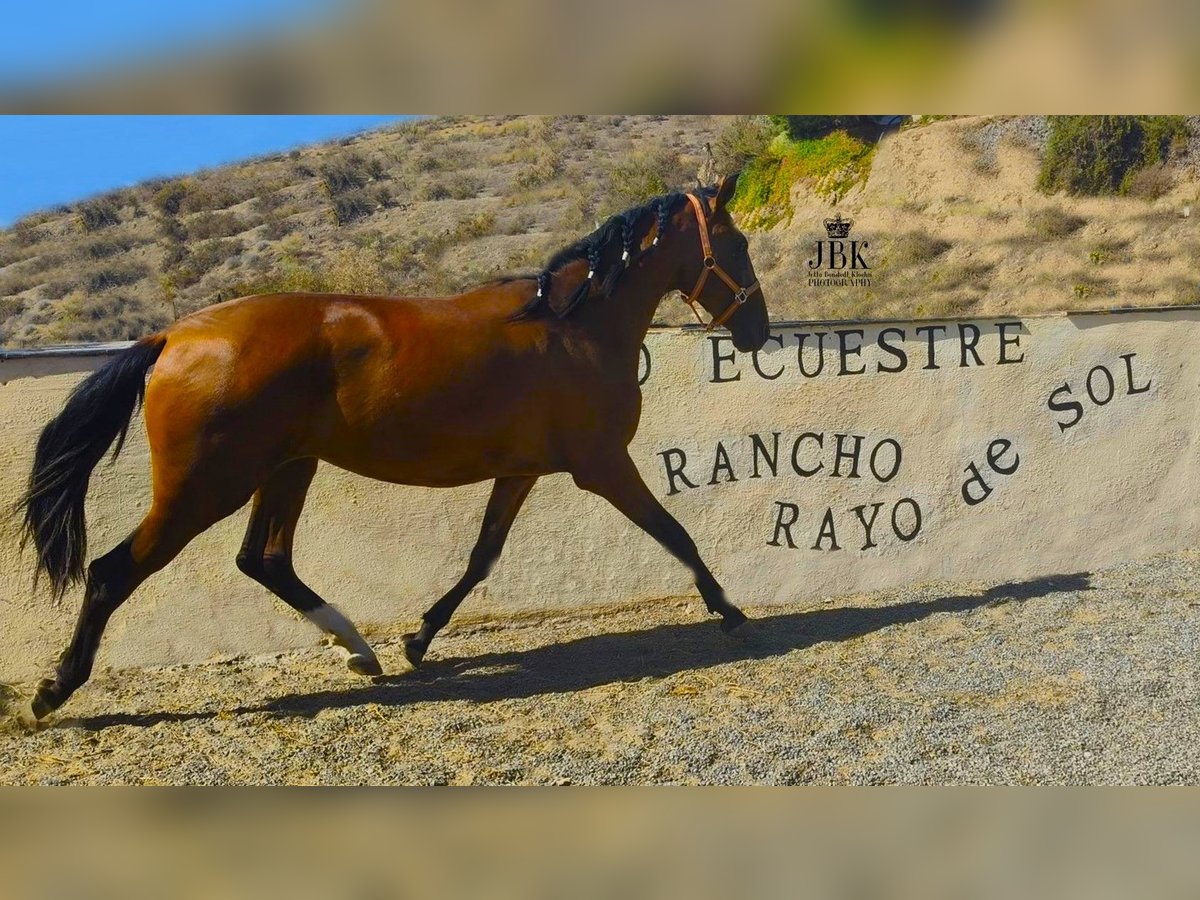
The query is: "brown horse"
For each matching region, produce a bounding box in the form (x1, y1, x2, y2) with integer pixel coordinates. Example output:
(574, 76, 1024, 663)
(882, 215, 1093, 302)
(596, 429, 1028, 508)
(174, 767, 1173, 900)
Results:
(17, 174, 769, 719)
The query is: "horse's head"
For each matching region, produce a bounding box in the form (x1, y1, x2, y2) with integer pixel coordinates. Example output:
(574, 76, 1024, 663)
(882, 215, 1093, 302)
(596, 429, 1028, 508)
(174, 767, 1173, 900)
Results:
(679, 173, 771, 353)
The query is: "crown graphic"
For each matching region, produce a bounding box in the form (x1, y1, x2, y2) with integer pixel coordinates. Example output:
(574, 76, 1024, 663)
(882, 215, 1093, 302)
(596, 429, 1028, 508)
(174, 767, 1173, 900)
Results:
(823, 214, 852, 239)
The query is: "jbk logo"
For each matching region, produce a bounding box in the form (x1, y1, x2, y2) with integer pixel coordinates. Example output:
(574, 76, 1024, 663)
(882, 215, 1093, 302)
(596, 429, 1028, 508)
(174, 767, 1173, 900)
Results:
(807, 214, 871, 287)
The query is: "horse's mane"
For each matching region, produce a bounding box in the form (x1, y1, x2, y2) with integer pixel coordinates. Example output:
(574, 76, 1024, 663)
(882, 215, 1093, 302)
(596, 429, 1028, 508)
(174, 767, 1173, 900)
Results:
(504, 186, 717, 322)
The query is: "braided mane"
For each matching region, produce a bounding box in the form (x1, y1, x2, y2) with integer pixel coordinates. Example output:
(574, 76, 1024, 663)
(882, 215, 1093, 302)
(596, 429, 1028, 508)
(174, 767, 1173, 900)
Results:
(507, 186, 716, 322)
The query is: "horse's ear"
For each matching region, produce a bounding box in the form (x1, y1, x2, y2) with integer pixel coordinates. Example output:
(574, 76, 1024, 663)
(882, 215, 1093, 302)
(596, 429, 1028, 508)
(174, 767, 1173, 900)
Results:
(714, 172, 740, 211)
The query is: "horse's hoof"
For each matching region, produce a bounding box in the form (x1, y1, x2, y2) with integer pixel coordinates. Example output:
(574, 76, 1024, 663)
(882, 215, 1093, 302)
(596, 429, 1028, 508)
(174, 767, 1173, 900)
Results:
(16, 703, 43, 731)
(401, 633, 426, 669)
(30, 678, 63, 720)
(347, 653, 383, 677)
(720, 610, 750, 635)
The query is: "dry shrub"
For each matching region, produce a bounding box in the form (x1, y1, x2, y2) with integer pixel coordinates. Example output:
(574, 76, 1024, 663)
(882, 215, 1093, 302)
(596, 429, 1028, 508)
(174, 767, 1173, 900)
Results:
(320, 154, 373, 195)
(1164, 276, 1200, 304)
(501, 210, 536, 235)
(0, 295, 23, 322)
(152, 181, 189, 215)
(1029, 206, 1087, 239)
(261, 215, 294, 241)
(455, 211, 497, 241)
(177, 177, 260, 214)
(252, 191, 286, 216)
(1124, 163, 1174, 201)
(371, 184, 394, 208)
(712, 116, 774, 175)
(87, 262, 149, 291)
(11, 250, 63, 277)
(599, 148, 690, 217)
(324, 246, 392, 294)
(13, 217, 47, 246)
(930, 260, 996, 293)
(419, 173, 483, 201)
(414, 211, 498, 260)
(187, 211, 245, 240)
(886, 230, 952, 268)
(411, 145, 470, 173)
(329, 190, 376, 226)
(420, 181, 452, 201)
(515, 147, 563, 191)
(189, 239, 243, 275)
(218, 243, 397, 299)
(76, 197, 122, 232)
(83, 234, 136, 260)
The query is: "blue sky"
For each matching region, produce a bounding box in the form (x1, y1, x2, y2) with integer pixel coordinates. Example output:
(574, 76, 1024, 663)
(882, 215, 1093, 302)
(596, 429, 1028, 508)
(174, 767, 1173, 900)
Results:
(0, 116, 414, 226)
(1, 0, 337, 86)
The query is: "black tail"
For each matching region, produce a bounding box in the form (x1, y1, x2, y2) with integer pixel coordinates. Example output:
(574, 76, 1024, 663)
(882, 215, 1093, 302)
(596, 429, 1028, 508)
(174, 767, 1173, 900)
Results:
(15, 336, 166, 599)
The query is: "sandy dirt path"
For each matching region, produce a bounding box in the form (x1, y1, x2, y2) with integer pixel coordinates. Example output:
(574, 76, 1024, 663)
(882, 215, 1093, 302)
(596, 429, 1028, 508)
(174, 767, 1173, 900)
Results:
(3, 550, 1199, 785)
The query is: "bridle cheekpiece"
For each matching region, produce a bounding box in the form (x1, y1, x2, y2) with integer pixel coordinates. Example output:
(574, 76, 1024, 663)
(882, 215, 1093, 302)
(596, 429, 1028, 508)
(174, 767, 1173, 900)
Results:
(681, 192, 760, 332)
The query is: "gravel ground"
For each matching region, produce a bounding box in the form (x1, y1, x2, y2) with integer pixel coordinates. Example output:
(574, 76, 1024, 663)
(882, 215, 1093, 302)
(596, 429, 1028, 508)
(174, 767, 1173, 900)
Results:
(3, 550, 1200, 785)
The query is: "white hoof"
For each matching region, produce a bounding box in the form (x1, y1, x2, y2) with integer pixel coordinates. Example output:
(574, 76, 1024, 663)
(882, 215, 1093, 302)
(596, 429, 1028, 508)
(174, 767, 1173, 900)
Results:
(347, 653, 383, 677)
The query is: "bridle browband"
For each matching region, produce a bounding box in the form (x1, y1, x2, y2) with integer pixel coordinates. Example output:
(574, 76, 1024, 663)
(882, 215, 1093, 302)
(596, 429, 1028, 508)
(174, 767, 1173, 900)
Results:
(681, 192, 760, 332)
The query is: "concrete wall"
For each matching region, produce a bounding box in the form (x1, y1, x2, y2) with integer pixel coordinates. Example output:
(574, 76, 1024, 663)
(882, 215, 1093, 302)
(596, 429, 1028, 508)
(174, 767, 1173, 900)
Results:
(2, 310, 1198, 680)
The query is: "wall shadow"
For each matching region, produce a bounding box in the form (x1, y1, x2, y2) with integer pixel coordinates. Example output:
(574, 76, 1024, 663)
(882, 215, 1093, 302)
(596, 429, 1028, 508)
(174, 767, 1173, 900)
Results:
(75, 572, 1091, 731)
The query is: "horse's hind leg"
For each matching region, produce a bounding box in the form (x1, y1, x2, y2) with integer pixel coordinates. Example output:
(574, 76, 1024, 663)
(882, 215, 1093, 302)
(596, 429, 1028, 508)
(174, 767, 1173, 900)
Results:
(402, 475, 537, 668)
(236, 458, 381, 676)
(30, 490, 244, 720)
(31, 536, 143, 719)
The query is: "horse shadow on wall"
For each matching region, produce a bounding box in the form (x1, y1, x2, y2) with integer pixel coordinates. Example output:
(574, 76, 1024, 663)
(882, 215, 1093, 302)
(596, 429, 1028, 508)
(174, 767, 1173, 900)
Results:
(74, 571, 1092, 731)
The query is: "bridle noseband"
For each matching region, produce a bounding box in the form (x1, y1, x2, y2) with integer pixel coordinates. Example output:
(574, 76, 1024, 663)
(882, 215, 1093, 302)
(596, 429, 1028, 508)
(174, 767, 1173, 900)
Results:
(681, 192, 760, 332)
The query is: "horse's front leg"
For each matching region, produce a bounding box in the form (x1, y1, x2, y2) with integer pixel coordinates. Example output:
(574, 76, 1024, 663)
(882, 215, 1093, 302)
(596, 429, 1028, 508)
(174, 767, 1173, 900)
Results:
(402, 475, 538, 667)
(572, 452, 748, 632)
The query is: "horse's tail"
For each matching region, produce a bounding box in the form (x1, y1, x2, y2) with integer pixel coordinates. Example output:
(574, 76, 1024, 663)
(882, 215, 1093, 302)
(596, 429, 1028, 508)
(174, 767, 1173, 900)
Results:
(15, 335, 167, 599)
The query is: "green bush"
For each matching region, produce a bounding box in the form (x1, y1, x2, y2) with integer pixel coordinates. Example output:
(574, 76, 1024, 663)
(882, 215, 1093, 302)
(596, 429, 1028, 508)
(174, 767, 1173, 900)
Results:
(768, 116, 857, 140)
(1038, 116, 1189, 196)
(730, 131, 876, 228)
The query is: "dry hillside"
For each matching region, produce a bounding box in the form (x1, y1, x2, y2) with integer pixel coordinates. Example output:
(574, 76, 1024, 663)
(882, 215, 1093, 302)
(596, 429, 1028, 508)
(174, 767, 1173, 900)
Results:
(773, 115, 1200, 321)
(2, 115, 1199, 347)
